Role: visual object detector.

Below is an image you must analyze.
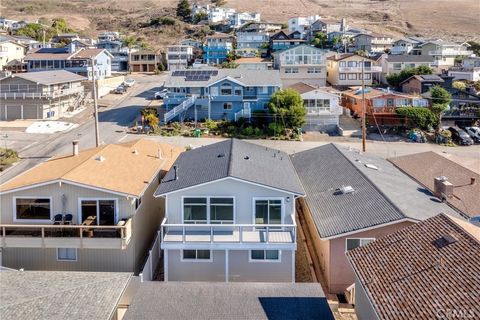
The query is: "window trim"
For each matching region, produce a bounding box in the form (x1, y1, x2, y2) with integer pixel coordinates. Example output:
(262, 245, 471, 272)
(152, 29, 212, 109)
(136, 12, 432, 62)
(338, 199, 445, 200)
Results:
(181, 249, 213, 262)
(252, 197, 285, 225)
(56, 248, 77, 262)
(345, 238, 376, 252)
(249, 250, 282, 263)
(181, 196, 236, 224)
(13, 196, 53, 223)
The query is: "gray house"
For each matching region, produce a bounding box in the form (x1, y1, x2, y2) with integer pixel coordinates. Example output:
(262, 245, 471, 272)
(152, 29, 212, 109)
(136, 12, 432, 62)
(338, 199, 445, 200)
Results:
(155, 139, 305, 282)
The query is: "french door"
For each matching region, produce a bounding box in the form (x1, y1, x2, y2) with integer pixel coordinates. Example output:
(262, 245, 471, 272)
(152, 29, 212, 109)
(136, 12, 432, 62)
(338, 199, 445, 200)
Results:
(80, 199, 116, 225)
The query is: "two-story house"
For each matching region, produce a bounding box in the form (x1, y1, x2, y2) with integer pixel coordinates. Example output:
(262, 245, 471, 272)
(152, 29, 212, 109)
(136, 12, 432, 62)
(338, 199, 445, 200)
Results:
(229, 12, 261, 29)
(269, 31, 306, 54)
(203, 33, 234, 65)
(0, 139, 182, 273)
(129, 49, 160, 73)
(162, 68, 281, 123)
(448, 56, 480, 81)
(236, 31, 269, 58)
(0, 39, 26, 71)
(400, 74, 446, 95)
(378, 54, 436, 84)
(353, 33, 393, 54)
(416, 41, 472, 70)
(24, 45, 112, 80)
(390, 38, 423, 55)
(307, 18, 347, 41)
(155, 139, 305, 282)
(0, 70, 85, 120)
(208, 7, 236, 24)
(326, 53, 382, 87)
(96, 37, 132, 72)
(272, 44, 328, 87)
(166, 45, 194, 71)
(288, 15, 320, 38)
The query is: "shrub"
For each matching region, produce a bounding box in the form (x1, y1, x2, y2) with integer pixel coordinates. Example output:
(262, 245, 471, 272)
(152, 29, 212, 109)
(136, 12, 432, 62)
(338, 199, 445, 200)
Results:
(204, 119, 218, 131)
(395, 107, 436, 129)
(242, 126, 254, 136)
(268, 123, 285, 136)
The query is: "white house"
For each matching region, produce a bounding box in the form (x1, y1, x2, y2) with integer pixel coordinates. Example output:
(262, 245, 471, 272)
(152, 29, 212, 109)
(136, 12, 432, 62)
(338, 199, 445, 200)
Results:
(288, 15, 320, 38)
(448, 56, 480, 81)
(229, 12, 261, 29)
(166, 45, 194, 71)
(208, 7, 236, 23)
(155, 139, 305, 283)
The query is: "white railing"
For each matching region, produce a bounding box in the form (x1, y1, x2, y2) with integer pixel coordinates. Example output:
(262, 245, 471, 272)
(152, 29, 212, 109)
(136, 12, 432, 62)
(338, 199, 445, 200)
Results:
(339, 66, 382, 73)
(160, 216, 296, 245)
(164, 96, 195, 123)
(234, 107, 251, 122)
(0, 87, 84, 100)
(429, 50, 473, 56)
(139, 230, 161, 282)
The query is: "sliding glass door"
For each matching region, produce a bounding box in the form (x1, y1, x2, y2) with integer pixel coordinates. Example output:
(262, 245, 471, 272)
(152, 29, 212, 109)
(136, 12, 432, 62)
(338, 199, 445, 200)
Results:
(80, 199, 116, 225)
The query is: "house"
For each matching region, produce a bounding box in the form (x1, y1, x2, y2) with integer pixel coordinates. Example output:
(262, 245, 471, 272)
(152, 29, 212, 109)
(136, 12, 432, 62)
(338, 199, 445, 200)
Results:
(347, 213, 480, 320)
(124, 282, 333, 320)
(269, 31, 306, 53)
(235, 57, 272, 70)
(3, 58, 27, 73)
(180, 38, 203, 49)
(96, 39, 131, 72)
(0, 39, 26, 71)
(51, 33, 81, 45)
(448, 56, 480, 81)
(203, 33, 234, 65)
(326, 53, 382, 87)
(98, 31, 120, 42)
(166, 45, 194, 70)
(291, 144, 461, 294)
(400, 74, 445, 94)
(24, 45, 112, 80)
(229, 12, 261, 29)
(0, 270, 134, 320)
(287, 82, 342, 132)
(11, 20, 33, 31)
(389, 151, 480, 219)
(0, 139, 182, 273)
(208, 7, 236, 23)
(0, 70, 86, 120)
(378, 54, 436, 84)
(238, 22, 283, 33)
(353, 33, 393, 54)
(307, 18, 347, 41)
(390, 37, 423, 55)
(272, 44, 328, 87)
(288, 15, 320, 37)
(155, 139, 305, 282)
(416, 41, 472, 69)
(162, 68, 281, 123)
(129, 49, 160, 72)
(236, 31, 269, 57)
(341, 87, 428, 126)
(0, 18, 17, 30)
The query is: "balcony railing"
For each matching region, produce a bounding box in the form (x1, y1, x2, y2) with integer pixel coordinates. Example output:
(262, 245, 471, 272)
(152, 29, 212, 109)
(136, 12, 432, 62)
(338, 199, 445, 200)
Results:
(428, 50, 473, 56)
(0, 86, 84, 99)
(160, 216, 296, 249)
(339, 66, 382, 72)
(0, 218, 132, 250)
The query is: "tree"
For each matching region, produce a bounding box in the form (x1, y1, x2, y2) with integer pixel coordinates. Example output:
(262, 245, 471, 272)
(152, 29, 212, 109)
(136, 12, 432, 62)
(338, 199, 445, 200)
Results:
(311, 32, 327, 49)
(452, 81, 467, 91)
(429, 85, 452, 131)
(386, 66, 433, 87)
(193, 12, 208, 24)
(467, 41, 480, 56)
(176, 0, 192, 22)
(395, 107, 436, 129)
(268, 89, 306, 128)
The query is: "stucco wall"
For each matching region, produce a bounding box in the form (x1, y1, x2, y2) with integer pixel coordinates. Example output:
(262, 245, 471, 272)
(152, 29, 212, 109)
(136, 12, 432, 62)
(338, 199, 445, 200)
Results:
(354, 276, 380, 320)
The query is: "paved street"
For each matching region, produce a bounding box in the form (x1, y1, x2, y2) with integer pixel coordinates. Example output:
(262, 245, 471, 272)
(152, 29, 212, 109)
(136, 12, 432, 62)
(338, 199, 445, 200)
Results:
(0, 73, 168, 183)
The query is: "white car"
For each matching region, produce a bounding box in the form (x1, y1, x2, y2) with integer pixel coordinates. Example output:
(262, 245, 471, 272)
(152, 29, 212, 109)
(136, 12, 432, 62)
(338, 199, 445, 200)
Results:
(154, 89, 168, 100)
(465, 126, 480, 142)
(124, 79, 135, 87)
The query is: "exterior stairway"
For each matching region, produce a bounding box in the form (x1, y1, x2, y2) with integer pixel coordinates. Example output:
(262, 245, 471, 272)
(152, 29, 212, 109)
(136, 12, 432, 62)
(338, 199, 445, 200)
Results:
(163, 96, 196, 123)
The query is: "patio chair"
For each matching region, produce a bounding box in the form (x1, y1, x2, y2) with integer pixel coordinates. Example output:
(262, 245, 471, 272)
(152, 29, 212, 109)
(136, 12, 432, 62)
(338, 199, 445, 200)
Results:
(64, 214, 73, 225)
(53, 214, 63, 225)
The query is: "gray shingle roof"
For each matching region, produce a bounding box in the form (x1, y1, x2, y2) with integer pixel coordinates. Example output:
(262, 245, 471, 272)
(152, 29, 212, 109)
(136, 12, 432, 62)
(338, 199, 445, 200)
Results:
(386, 55, 435, 63)
(291, 144, 459, 238)
(164, 68, 282, 88)
(0, 270, 131, 320)
(7, 70, 86, 85)
(155, 139, 305, 196)
(124, 282, 333, 320)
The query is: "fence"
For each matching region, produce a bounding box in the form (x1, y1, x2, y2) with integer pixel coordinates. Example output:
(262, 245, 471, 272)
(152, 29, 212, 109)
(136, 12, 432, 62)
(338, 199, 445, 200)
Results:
(139, 230, 162, 282)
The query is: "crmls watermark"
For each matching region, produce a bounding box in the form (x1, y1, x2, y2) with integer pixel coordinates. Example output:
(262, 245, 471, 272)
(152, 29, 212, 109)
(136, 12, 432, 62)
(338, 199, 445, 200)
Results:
(436, 308, 476, 319)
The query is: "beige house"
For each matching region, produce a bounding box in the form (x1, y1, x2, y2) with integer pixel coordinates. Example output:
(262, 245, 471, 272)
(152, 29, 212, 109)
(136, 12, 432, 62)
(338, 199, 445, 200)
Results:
(129, 50, 160, 72)
(353, 33, 393, 54)
(0, 39, 26, 71)
(0, 139, 182, 274)
(326, 53, 381, 87)
(378, 54, 436, 84)
(416, 41, 472, 70)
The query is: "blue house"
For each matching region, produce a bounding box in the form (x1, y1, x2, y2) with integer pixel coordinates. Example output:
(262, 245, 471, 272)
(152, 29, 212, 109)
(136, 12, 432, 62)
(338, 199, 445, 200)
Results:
(163, 68, 282, 123)
(203, 33, 234, 65)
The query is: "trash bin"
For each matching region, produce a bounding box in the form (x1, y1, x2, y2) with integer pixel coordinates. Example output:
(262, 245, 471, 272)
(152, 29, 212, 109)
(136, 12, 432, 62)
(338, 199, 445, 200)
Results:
(194, 129, 201, 138)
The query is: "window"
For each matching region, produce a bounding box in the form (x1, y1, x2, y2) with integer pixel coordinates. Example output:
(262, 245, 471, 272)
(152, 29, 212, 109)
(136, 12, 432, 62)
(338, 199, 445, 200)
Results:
(183, 197, 234, 223)
(339, 73, 346, 80)
(307, 67, 321, 74)
(135, 197, 142, 210)
(210, 198, 234, 223)
(250, 250, 280, 261)
(15, 198, 51, 221)
(223, 103, 232, 110)
(373, 99, 385, 108)
(220, 84, 232, 95)
(234, 88, 242, 96)
(359, 73, 371, 80)
(255, 199, 282, 224)
(347, 73, 357, 80)
(347, 61, 357, 67)
(182, 250, 211, 261)
(285, 67, 299, 74)
(393, 63, 402, 70)
(57, 248, 77, 261)
(183, 198, 207, 223)
(80, 199, 116, 225)
(346, 238, 375, 251)
(339, 61, 346, 67)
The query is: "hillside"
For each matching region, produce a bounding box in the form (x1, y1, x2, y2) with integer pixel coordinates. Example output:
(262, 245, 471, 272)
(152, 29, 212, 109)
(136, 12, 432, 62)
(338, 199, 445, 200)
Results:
(1, 0, 479, 50)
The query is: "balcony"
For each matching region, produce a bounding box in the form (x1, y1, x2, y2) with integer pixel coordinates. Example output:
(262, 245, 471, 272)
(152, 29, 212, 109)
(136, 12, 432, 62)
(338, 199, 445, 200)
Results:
(0, 218, 132, 250)
(339, 66, 382, 73)
(0, 87, 84, 100)
(160, 217, 297, 250)
(428, 50, 473, 56)
(371, 39, 393, 45)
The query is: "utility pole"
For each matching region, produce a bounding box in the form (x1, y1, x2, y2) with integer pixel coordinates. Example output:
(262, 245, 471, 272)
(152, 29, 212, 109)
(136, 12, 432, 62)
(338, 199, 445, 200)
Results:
(91, 57, 100, 147)
(361, 56, 366, 152)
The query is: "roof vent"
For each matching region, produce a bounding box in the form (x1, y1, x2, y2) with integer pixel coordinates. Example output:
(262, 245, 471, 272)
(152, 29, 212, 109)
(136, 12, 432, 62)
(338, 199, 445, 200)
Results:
(365, 164, 378, 170)
(133, 148, 139, 155)
(95, 155, 105, 162)
(433, 234, 457, 249)
(217, 153, 226, 158)
(244, 156, 250, 160)
(339, 186, 355, 194)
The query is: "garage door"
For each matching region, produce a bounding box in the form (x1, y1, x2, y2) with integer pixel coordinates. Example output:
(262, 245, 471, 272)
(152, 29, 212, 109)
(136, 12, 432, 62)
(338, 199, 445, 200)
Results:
(6, 105, 22, 120)
(22, 105, 39, 119)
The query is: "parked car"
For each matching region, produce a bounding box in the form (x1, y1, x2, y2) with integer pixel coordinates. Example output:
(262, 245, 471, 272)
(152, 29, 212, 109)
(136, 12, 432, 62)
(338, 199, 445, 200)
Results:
(114, 85, 126, 94)
(448, 127, 474, 146)
(154, 89, 168, 100)
(465, 126, 480, 142)
(124, 79, 135, 87)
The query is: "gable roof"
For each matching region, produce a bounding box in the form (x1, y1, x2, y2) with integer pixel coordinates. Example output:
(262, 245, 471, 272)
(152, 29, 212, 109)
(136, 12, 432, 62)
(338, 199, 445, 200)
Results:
(385, 54, 435, 63)
(24, 47, 112, 60)
(286, 82, 341, 97)
(326, 53, 375, 62)
(2, 70, 86, 85)
(291, 144, 460, 239)
(272, 43, 325, 56)
(346, 213, 480, 320)
(0, 270, 131, 320)
(0, 139, 182, 198)
(155, 139, 305, 196)
(389, 151, 480, 218)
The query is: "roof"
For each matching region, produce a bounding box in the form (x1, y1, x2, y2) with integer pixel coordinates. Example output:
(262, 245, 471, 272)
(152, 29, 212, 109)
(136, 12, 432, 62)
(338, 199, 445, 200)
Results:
(326, 53, 375, 62)
(389, 151, 480, 217)
(235, 57, 271, 64)
(346, 213, 480, 320)
(385, 54, 435, 63)
(400, 74, 444, 85)
(72, 48, 112, 59)
(0, 270, 131, 320)
(291, 144, 459, 239)
(206, 32, 234, 39)
(124, 282, 333, 320)
(155, 139, 305, 196)
(164, 68, 282, 88)
(24, 47, 110, 60)
(0, 139, 183, 198)
(286, 82, 341, 96)
(342, 87, 421, 100)
(3, 70, 86, 85)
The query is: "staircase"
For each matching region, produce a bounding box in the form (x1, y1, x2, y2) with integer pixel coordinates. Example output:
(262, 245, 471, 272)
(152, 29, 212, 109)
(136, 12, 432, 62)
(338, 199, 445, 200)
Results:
(163, 96, 196, 123)
(234, 105, 251, 122)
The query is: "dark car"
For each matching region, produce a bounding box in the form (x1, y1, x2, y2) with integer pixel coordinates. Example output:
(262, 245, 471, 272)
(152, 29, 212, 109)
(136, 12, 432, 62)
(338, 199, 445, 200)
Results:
(114, 85, 126, 94)
(448, 127, 474, 146)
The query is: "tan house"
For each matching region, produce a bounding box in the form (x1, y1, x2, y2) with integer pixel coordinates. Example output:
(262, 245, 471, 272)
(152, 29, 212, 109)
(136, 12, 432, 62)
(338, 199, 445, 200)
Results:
(0, 39, 26, 71)
(291, 144, 460, 294)
(129, 50, 160, 72)
(0, 139, 182, 273)
(353, 33, 393, 54)
(326, 54, 381, 87)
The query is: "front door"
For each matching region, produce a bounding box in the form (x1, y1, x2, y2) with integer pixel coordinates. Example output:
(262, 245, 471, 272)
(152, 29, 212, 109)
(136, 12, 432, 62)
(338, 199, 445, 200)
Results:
(80, 199, 116, 225)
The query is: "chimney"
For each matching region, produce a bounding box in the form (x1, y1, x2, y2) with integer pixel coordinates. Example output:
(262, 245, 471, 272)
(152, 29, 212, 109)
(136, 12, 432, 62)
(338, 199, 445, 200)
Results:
(471, 177, 476, 185)
(173, 165, 179, 180)
(72, 140, 79, 156)
(434, 176, 453, 200)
